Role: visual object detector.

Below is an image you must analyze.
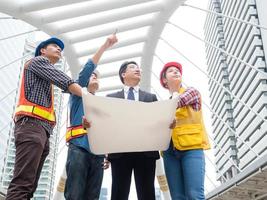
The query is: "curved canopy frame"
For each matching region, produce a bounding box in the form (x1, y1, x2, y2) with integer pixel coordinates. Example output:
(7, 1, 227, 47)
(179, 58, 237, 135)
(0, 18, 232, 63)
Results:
(0, 0, 185, 91)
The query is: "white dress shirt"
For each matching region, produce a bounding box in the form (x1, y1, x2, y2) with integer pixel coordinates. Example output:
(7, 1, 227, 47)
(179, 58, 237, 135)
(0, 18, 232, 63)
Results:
(124, 85, 139, 101)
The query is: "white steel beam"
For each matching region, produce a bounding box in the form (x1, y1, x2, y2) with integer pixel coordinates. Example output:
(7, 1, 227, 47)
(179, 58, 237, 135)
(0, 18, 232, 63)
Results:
(0, 0, 19, 14)
(21, 0, 92, 13)
(77, 35, 147, 58)
(61, 41, 81, 78)
(99, 71, 118, 79)
(140, 0, 186, 91)
(99, 51, 143, 65)
(66, 16, 154, 44)
(54, 1, 162, 34)
(76, 51, 142, 76)
(40, 0, 156, 23)
(98, 85, 123, 92)
(98, 51, 142, 65)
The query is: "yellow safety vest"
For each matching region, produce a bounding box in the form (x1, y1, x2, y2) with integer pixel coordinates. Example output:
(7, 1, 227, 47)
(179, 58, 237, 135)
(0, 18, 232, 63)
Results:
(172, 87, 210, 151)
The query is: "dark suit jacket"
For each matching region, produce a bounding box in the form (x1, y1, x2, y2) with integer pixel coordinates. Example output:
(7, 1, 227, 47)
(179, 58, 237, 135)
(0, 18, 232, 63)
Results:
(107, 89, 160, 160)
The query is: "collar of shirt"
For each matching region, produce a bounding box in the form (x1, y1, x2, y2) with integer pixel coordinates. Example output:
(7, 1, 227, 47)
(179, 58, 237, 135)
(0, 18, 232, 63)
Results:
(123, 85, 139, 100)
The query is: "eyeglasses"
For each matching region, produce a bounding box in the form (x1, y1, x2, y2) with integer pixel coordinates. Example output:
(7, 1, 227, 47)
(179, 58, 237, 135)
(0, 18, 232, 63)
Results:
(127, 64, 140, 70)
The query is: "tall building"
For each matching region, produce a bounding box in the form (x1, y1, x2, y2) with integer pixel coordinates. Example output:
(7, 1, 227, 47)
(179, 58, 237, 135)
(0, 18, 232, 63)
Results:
(0, 40, 66, 199)
(204, 0, 267, 182)
(0, 12, 33, 193)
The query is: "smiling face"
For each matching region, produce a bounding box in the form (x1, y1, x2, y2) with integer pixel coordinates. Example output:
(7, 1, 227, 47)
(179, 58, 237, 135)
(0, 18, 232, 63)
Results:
(40, 43, 62, 63)
(122, 63, 141, 86)
(162, 66, 182, 88)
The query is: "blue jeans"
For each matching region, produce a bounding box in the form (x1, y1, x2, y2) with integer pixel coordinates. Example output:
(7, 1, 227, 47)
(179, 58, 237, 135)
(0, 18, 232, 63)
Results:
(64, 144, 104, 200)
(163, 144, 205, 200)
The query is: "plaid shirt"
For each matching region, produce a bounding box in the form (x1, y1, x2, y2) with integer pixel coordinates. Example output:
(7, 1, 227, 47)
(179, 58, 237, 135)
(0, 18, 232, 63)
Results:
(17, 56, 74, 134)
(176, 87, 201, 111)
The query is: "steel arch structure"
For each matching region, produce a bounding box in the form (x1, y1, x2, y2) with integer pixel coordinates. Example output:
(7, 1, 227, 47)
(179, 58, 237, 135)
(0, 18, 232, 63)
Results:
(0, 0, 185, 91)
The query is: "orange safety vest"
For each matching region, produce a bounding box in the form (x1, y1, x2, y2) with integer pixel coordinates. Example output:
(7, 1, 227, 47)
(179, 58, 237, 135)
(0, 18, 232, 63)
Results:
(172, 87, 210, 151)
(65, 125, 87, 142)
(14, 60, 56, 125)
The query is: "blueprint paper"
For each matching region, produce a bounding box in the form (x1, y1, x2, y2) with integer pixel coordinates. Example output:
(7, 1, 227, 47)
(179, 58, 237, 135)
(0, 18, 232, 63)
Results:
(82, 88, 178, 154)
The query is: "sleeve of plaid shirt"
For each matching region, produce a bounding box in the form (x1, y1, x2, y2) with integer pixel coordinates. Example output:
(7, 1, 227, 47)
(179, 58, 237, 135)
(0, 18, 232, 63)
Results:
(177, 87, 201, 111)
(28, 56, 74, 91)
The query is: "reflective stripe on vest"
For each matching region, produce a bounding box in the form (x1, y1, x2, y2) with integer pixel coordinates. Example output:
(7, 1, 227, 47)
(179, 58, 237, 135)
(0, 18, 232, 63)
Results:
(66, 125, 87, 142)
(15, 105, 55, 122)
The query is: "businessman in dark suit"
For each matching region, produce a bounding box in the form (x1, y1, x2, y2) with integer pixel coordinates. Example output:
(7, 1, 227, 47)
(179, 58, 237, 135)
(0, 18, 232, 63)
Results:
(107, 61, 160, 200)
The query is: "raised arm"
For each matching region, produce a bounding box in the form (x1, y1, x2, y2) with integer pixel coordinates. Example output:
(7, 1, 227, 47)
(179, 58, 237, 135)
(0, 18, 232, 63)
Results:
(92, 33, 118, 65)
(77, 33, 118, 87)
